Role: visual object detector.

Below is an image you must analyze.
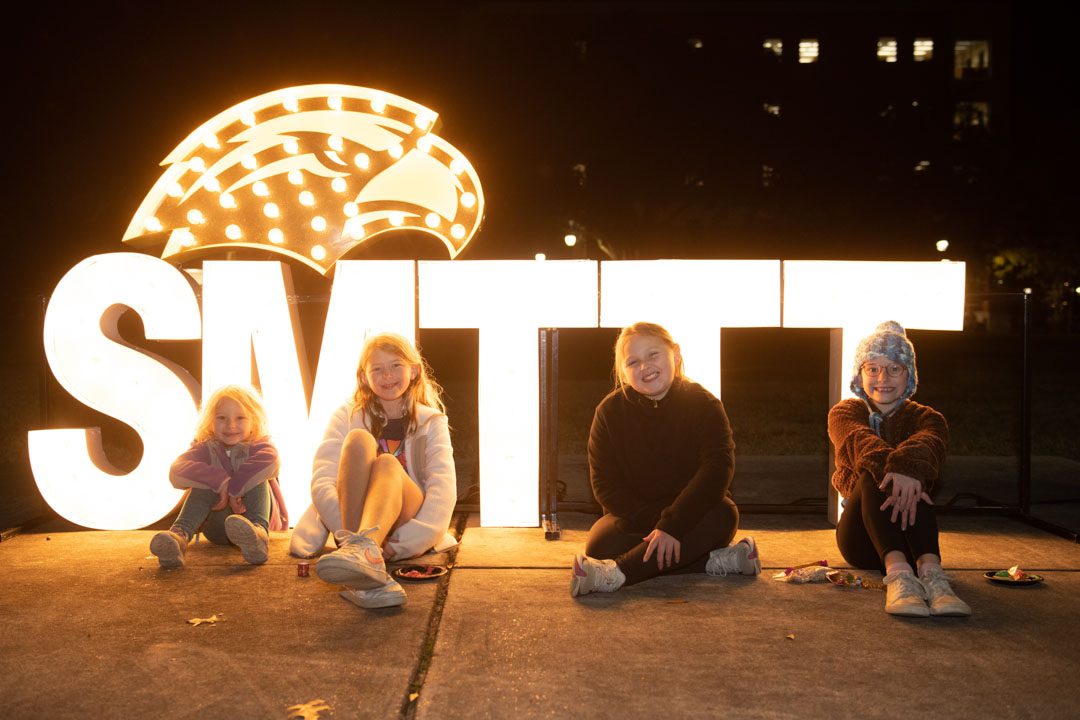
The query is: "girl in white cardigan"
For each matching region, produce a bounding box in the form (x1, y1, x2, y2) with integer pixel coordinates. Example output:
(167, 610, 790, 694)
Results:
(289, 333, 457, 609)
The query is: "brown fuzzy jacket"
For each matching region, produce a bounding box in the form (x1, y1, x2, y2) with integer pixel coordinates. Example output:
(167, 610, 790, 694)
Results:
(828, 398, 948, 499)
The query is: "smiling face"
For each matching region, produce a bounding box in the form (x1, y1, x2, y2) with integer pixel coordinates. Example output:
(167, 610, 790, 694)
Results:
(212, 397, 252, 447)
(860, 360, 909, 414)
(620, 333, 682, 401)
(362, 348, 419, 416)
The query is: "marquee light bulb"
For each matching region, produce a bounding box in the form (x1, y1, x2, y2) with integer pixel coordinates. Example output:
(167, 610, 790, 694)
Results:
(288, 170, 304, 185)
(219, 193, 236, 209)
(264, 202, 280, 218)
(225, 224, 242, 240)
(253, 181, 269, 197)
(299, 191, 315, 206)
(268, 228, 284, 244)
(311, 216, 327, 232)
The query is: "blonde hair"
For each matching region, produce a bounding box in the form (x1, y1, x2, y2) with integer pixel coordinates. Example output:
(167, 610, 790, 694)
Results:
(352, 332, 445, 437)
(612, 322, 685, 395)
(194, 384, 270, 443)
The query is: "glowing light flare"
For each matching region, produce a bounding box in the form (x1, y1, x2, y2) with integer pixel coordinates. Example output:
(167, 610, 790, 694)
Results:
(936, 239, 949, 252)
(564, 234, 577, 247)
(600, 261, 781, 399)
(29, 254, 201, 529)
(419, 261, 599, 527)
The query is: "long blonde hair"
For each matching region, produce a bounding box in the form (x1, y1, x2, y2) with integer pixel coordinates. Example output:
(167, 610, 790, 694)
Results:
(352, 332, 445, 437)
(194, 384, 270, 443)
(612, 322, 685, 395)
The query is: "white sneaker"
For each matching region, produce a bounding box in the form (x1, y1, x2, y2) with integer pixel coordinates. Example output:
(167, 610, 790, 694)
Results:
(884, 570, 930, 617)
(920, 568, 972, 617)
(706, 537, 761, 576)
(570, 553, 625, 597)
(150, 529, 187, 568)
(340, 578, 408, 609)
(224, 515, 269, 565)
(315, 527, 390, 590)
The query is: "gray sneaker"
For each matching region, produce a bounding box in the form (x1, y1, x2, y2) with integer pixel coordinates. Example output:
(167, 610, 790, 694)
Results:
(340, 578, 408, 609)
(884, 570, 930, 617)
(706, 537, 761, 576)
(315, 527, 390, 590)
(570, 553, 625, 597)
(224, 515, 269, 565)
(920, 568, 972, 617)
(150, 529, 187, 569)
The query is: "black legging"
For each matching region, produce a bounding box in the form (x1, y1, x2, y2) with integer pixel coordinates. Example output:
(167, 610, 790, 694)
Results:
(836, 470, 941, 572)
(585, 498, 739, 586)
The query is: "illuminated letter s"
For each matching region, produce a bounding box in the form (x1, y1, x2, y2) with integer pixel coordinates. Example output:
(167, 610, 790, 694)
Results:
(29, 253, 201, 529)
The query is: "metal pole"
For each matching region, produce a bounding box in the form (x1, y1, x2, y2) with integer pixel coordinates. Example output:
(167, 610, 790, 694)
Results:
(1019, 293, 1032, 514)
(547, 329, 561, 539)
(538, 329, 549, 530)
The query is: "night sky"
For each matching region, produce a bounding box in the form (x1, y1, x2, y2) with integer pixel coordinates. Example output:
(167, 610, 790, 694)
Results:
(2, 0, 1075, 304)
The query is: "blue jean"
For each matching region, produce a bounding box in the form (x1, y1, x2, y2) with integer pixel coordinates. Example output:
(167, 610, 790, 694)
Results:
(171, 482, 271, 544)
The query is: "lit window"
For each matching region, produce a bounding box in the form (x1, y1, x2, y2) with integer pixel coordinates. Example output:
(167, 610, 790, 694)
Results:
(914, 38, 933, 62)
(799, 40, 819, 64)
(954, 40, 990, 79)
(877, 38, 898, 63)
(763, 39, 782, 59)
(914, 160, 931, 173)
(688, 38, 704, 50)
(762, 164, 775, 188)
(763, 103, 781, 117)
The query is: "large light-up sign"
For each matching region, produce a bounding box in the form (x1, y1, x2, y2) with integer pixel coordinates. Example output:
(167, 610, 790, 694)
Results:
(123, 85, 484, 274)
(30, 256, 965, 530)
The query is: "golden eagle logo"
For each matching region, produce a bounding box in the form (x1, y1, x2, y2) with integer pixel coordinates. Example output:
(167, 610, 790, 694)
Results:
(123, 84, 483, 274)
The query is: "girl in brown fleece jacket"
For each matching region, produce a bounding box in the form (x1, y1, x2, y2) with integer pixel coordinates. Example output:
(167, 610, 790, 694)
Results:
(570, 322, 761, 597)
(829, 321, 970, 618)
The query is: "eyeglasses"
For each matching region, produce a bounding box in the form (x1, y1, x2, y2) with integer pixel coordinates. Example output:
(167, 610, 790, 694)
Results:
(862, 362, 906, 378)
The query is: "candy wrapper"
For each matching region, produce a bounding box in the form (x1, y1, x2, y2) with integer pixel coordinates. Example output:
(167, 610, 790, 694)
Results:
(773, 562, 832, 584)
(826, 570, 885, 590)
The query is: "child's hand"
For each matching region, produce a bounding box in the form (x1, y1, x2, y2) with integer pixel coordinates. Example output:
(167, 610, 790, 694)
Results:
(211, 487, 229, 512)
(879, 472, 932, 530)
(642, 529, 681, 570)
(229, 494, 246, 515)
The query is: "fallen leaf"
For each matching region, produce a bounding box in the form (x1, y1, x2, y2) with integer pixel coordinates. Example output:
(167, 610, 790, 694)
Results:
(187, 614, 223, 627)
(287, 699, 331, 720)
(785, 633, 795, 640)
(409, 692, 419, 702)
(667, 598, 688, 604)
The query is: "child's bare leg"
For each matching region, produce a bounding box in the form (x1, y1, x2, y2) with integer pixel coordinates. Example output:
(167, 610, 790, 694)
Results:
(338, 430, 379, 532)
(360, 454, 424, 550)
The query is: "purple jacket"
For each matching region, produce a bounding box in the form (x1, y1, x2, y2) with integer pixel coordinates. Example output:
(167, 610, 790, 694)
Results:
(169, 437, 280, 498)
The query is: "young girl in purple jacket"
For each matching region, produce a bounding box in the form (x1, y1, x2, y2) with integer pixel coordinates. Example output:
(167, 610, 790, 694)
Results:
(150, 385, 280, 568)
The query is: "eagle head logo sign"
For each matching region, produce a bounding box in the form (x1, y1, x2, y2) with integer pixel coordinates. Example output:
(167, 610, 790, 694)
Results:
(122, 84, 484, 273)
